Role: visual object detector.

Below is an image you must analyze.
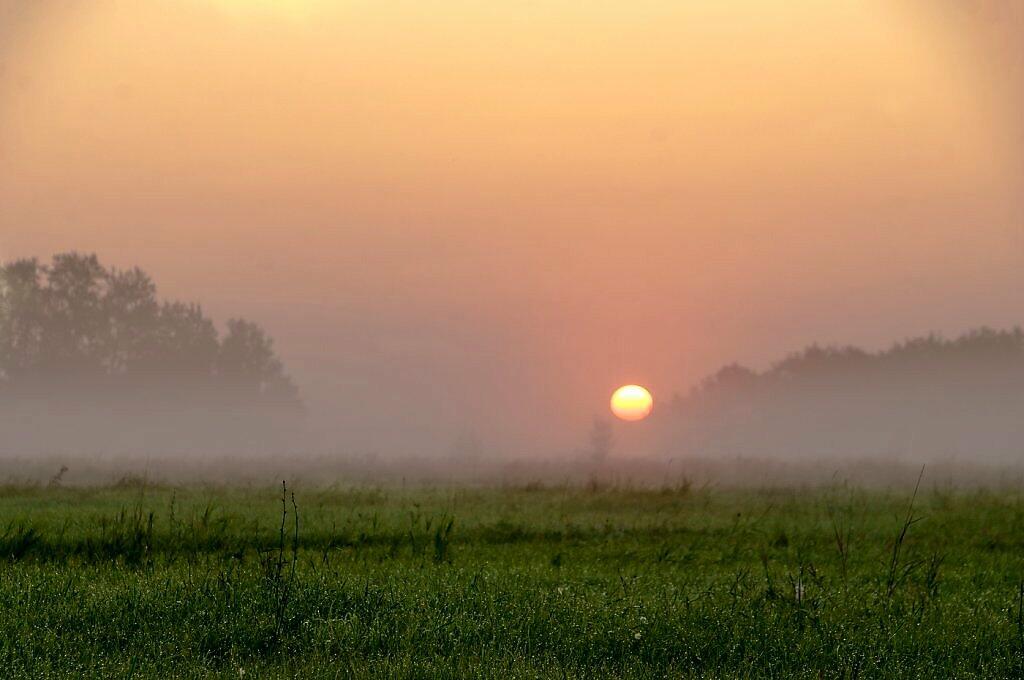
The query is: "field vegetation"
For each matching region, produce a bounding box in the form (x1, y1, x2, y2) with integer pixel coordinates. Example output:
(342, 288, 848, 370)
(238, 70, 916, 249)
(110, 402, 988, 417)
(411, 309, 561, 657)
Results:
(0, 479, 1022, 677)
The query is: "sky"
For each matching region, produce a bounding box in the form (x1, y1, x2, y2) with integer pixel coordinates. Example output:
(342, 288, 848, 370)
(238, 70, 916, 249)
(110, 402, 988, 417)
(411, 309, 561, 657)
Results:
(1, 0, 1022, 457)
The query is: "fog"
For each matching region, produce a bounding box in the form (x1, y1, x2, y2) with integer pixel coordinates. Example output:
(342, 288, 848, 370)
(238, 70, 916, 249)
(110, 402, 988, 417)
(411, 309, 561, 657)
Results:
(1, 1, 1022, 484)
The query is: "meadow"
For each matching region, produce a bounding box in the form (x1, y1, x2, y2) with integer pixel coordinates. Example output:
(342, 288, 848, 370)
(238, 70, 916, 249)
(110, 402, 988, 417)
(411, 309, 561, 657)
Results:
(1, 479, 1023, 678)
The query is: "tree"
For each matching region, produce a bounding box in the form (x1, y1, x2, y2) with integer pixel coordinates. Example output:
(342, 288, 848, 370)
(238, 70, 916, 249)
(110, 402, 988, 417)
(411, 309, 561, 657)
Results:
(0, 259, 46, 382)
(103, 266, 159, 375)
(668, 327, 1024, 463)
(218, 318, 300, 407)
(0, 252, 303, 453)
(40, 253, 108, 376)
(589, 417, 614, 463)
(152, 301, 220, 378)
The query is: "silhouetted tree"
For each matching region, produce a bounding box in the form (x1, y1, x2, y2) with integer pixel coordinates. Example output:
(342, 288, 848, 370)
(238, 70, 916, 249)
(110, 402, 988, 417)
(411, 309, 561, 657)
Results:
(218, 318, 300, 407)
(103, 266, 159, 375)
(667, 327, 1024, 463)
(0, 258, 46, 383)
(449, 429, 484, 465)
(0, 252, 302, 454)
(589, 417, 614, 463)
(41, 253, 108, 376)
(152, 301, 220, 378)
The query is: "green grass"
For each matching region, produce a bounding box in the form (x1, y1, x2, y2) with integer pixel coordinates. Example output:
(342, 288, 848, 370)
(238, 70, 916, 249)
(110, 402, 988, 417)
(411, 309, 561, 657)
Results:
(1, 480, 1023, 677)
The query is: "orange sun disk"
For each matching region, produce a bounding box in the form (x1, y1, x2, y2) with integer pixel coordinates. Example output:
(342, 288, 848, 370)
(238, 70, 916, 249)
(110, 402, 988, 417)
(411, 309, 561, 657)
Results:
(610, 385, 653, 421)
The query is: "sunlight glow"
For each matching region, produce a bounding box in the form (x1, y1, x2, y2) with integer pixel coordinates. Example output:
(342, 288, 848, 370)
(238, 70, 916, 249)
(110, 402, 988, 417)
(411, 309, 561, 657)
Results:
(610, 385, 653, 422)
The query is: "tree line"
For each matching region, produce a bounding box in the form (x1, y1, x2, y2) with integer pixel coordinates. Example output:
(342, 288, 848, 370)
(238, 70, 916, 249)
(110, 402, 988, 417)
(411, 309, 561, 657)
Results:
(0, 253, 301, 454)
(667, 327, 1024, 462)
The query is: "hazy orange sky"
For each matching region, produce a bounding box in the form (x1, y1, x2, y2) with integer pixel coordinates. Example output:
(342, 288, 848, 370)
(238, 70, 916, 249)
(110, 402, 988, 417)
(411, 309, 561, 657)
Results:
(1, 1, 1022, 455)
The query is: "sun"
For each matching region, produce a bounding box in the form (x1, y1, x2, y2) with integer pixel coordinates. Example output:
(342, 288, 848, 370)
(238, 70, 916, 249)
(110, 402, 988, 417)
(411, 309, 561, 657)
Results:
(610, 385, 653, 421)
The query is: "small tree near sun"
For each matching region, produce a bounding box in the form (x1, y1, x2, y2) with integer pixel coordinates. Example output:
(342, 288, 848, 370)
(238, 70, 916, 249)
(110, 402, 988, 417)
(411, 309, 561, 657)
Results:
(589, 417, 614, 463)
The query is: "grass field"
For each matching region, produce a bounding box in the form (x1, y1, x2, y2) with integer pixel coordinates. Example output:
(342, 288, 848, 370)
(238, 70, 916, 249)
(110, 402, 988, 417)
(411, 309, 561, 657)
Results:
(1, 479, 1023, 678)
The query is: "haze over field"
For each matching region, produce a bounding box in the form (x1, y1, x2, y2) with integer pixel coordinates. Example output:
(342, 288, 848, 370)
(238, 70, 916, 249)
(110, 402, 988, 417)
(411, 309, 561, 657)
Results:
(1, 1, 1022, 464)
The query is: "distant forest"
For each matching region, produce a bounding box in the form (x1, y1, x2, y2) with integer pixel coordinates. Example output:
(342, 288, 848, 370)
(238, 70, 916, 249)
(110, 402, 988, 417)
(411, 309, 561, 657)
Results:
(669, 328, 1024, 463)
(0, 253, 301, 454)
(4, 252, 1023, 463)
